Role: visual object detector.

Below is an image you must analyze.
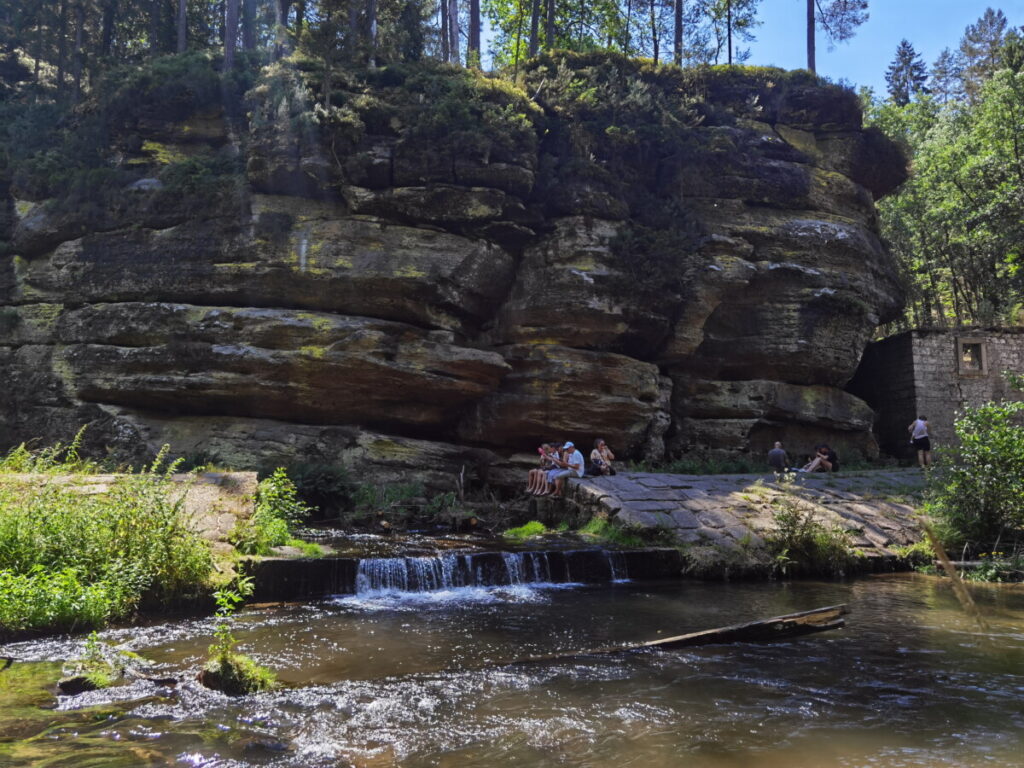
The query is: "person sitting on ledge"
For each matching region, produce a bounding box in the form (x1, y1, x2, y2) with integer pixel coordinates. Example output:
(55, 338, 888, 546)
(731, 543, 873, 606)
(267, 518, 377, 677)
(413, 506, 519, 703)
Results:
(801, 444, 839, 473)
(589, 438, 616, 476)
(549, 441, 585, 499)
(526, 443, 557, 495)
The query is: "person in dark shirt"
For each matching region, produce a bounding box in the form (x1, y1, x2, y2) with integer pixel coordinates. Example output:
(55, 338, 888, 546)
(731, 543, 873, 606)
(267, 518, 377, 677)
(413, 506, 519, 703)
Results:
(767, 442, 789, 474)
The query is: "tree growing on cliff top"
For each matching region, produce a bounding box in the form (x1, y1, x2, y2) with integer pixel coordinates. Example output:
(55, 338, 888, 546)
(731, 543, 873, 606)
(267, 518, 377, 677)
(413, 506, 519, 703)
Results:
(805, 0, 868, 74)
(885, 39, 927, 106)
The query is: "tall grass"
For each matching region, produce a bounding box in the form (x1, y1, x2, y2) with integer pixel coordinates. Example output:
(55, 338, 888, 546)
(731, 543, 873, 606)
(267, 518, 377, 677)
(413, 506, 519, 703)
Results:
(0, 438, 213, 636)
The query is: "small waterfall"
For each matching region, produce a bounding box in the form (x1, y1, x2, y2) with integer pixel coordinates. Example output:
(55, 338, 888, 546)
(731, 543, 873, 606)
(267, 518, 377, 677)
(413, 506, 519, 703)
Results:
(351, 549, 631, 595)
(296, 225, 311, 272)
(605, 551, 629, 582)
(502, 552, 526, 584)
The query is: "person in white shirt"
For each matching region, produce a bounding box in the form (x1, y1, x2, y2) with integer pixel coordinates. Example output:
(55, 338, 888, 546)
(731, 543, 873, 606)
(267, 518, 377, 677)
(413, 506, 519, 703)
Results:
(908, 416, 931, 468)
(549, 441, 585, 498)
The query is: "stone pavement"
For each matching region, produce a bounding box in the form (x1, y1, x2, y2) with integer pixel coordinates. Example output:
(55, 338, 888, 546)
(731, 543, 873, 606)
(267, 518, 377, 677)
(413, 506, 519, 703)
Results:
(567, 469, 926, 560)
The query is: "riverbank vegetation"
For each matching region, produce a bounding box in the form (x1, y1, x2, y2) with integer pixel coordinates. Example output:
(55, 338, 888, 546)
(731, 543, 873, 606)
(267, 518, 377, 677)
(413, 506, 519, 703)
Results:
(0, 438, 213, 637)
(924, 400, 1024, 560)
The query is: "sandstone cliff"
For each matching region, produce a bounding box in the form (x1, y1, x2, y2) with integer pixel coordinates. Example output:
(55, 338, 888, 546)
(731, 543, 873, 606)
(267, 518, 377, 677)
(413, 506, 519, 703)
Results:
(0, 53, 906, 486)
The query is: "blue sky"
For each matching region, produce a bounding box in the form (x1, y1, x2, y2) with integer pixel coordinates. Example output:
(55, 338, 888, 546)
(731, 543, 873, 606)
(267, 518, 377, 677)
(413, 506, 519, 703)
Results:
(746, 0, 1022, 94)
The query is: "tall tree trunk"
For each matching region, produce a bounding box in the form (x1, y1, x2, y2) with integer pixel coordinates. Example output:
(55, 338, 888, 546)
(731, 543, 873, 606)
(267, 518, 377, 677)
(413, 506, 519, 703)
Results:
(367, 0, 377, 66)
(624, 0, 632, 55)
(150, 0, 162, 54)
(544, 0, 554, 50)
(241, 0, 256, 49)
(528, 0, 540, 56)
(513, 0, 526, 75)
(448, 0, 459, 64)
(649, 0, 657, 63)
(673, 0, 682, 65)
(468, 0, 480, 67)
(806, 0, 815, 72)
(224, 0, 239, 67)
(100, 0, 117, 57)
(296, 0, 306, 33)
(726, 0, 731, 65)
(440, 0, 449, 62)
(176, 0, 186, 52)
(72, 2, 85, 99)
(273, 0, 288, 59)
(56, 0, 67, 91)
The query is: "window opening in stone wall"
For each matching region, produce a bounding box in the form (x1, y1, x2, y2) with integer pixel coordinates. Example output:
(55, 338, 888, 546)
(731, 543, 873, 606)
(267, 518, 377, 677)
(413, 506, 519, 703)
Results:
(957, 339, 988, 375)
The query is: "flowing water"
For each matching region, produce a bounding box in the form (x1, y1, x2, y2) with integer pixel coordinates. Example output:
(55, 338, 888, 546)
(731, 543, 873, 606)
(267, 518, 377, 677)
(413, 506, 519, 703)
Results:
(2, 573, 1023, 767)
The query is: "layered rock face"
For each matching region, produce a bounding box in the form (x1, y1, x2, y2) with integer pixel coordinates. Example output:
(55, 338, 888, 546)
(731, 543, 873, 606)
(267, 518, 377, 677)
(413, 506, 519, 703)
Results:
(0, 58, 905, 485)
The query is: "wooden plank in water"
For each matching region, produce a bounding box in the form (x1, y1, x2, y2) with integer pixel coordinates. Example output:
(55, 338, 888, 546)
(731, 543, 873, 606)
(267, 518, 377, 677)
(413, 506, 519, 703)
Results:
(511, 604, 849, 666)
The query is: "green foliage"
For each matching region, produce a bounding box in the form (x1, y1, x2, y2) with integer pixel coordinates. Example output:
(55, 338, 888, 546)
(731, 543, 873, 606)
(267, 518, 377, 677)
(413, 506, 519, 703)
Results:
(202, 577, 276, 695)
(284, 461, 352, 519)
(892, 539, 936, 568)
(64, 631, 137, 689)
(232, 469, 311, 555)
(926, 401, 1024, 550)
(962, 551, 1024, 583)
(765, 492, 859, 577)
(503, 520, 550, 540)
(0, 567, 125, 634)
(350, 481, 423, 518)
(578, 516, 647, 547)
(630, 454, 762, 475)
(0, 441, 214, 636)
(867, 65, 1024, 328)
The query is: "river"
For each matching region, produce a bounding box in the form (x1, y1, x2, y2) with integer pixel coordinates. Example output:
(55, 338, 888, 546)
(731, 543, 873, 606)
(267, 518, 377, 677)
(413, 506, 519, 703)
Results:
(2, 574, 1022, 767)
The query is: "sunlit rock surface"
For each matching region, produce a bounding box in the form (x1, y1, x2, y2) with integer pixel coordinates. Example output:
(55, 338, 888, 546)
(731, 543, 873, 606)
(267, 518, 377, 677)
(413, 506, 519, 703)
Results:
(0, 62, 906, 486)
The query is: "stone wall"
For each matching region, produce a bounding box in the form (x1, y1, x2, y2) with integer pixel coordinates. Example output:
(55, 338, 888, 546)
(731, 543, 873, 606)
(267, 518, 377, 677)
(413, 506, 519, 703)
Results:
(849, 328, 1024, 457)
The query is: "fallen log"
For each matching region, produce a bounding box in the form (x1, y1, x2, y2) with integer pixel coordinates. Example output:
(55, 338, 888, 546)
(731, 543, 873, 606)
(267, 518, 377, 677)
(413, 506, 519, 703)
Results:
(510, 604, 849, 666)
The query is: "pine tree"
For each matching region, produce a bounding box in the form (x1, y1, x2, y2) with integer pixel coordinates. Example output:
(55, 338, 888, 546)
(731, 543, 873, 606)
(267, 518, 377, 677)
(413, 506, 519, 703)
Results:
(885, 39, 928, 106)
(959, 7, 1008, 102)
(928, 47, 963, 104)
(806, 0, 868, 73)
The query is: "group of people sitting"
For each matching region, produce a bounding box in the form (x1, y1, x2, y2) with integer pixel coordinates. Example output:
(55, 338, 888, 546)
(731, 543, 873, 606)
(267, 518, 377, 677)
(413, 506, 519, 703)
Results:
(525, 439, 616, 498)
(767, 441, 840, 474)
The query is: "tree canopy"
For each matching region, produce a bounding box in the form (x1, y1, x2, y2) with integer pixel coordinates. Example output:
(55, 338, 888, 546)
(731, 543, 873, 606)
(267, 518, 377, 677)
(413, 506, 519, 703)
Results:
(865, 7, 1024, 330)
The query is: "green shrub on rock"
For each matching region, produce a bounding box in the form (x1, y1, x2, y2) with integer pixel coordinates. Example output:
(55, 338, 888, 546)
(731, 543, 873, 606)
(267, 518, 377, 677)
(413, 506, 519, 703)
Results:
(232, 468, 311, 555)
(199, 580, 276, 696)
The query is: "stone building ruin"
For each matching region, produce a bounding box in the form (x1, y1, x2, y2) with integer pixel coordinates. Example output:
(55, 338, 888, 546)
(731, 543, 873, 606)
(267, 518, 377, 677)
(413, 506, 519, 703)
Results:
(847, 328, 1024, 459)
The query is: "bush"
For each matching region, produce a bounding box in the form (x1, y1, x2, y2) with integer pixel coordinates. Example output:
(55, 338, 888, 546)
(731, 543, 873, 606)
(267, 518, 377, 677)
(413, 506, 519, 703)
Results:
(231, 468, 311, 555)
(765, 492, 859, 577)
(927, 401, 1024, 551)
(0, 441, 213, 635)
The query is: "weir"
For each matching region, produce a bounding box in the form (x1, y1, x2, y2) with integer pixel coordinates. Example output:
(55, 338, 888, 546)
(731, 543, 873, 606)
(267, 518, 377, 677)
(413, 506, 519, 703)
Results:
(247, 548, 684, 602)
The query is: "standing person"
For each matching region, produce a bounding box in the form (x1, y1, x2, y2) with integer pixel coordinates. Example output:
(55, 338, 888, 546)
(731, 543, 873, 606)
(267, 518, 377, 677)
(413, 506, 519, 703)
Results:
(590, 438, 616, 475)
(908, 415, 931, 468)
(549, 441, 585, 499)
(767, 441, 789, 475)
